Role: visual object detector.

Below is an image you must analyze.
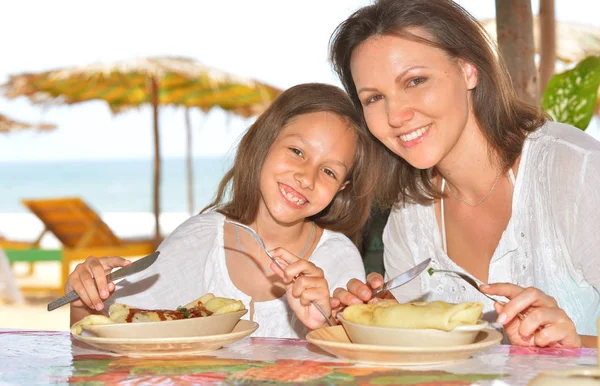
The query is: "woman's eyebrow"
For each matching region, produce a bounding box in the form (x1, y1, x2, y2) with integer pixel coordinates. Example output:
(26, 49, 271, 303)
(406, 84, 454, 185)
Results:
(357, 65, 427, 94)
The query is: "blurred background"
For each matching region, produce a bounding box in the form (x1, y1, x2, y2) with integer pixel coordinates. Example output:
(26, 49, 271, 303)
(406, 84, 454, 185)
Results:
(1, 0, 599, 329)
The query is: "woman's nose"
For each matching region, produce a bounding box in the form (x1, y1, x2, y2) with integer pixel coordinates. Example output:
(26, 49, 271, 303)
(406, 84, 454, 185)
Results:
(387, 99, 414, 128)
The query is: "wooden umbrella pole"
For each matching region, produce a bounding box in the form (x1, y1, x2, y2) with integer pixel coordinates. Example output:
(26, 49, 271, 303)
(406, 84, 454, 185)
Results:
(185, 108, 194, 215)
(150, 77, 161, 245)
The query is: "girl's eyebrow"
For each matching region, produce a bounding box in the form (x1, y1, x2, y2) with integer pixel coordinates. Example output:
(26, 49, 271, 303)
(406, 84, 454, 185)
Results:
(285, 133, 348, 171)
(357, 65, 427, 95)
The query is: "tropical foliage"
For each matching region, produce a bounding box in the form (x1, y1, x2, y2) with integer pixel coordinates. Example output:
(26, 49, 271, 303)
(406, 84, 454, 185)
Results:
(542, 55, 600, 130)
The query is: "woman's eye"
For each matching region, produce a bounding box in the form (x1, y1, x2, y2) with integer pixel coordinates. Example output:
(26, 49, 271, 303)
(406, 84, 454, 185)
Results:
(323, 168, 338, 180)
(408, 77, 426, 87)
(289, 147, 303, 157)
(364, 94, 383, 106)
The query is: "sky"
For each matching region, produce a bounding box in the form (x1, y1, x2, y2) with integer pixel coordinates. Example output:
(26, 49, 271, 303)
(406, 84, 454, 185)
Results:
(1, 0, 599, 162)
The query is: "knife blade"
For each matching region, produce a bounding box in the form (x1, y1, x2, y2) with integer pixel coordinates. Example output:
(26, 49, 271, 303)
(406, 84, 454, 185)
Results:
(47, 251, 160, 312)
(371, 258, 431, 297)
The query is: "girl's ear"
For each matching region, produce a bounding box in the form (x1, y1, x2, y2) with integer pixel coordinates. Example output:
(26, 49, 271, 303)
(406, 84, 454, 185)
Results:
(338, 180, 350, 192)
(458, 59, 478, 90)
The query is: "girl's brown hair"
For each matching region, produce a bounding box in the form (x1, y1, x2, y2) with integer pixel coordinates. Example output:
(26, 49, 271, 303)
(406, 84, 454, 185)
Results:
(329, 0, 546, 207)
(202, 83, 377, 244)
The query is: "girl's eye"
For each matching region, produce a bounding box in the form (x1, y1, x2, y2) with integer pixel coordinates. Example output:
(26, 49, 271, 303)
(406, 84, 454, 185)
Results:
(364, 94, 383, 106)
(407, 77, 426, 87)
(289, 147, 303, 157)
(323, 168, 338, 180)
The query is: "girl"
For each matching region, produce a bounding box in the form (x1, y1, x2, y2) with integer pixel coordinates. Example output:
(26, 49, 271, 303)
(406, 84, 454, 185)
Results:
(330, 0, 600, 348)
(66, 83, 377, 338)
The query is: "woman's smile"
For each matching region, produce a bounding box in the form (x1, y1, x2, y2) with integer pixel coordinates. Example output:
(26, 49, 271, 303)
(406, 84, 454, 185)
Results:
(397, 123, 431, 148)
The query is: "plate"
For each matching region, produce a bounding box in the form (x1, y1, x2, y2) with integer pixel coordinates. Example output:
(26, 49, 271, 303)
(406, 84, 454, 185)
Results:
(73, 320, 258, 357)
(338, 314, 489, 347)
(82, 310, 247, 339)
(306, 325, 502, 366)
(528, 367, 600, 386)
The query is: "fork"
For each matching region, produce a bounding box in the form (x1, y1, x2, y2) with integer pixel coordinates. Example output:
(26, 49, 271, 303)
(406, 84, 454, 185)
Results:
(429, 268, 525, 320)
(225, 219, 335, 327)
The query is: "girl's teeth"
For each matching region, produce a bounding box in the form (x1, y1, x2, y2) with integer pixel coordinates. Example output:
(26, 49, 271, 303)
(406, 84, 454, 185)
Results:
(400, 125, 429, 142)
(280, 187, 306, 205)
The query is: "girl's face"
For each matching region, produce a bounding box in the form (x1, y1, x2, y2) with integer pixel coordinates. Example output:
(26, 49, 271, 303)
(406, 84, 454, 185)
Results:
(258, 111, 357, 225)
(349, 31, 478, 170)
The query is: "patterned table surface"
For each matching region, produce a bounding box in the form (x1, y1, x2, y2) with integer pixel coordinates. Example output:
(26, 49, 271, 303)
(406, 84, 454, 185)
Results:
(0, 329, 597, 385)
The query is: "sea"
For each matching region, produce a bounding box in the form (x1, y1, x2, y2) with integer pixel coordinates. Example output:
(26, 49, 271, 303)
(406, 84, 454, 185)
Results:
(0, 157, 234, 245)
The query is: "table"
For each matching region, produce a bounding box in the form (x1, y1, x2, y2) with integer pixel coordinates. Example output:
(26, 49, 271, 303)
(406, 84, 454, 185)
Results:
(0, 329, 596, 385)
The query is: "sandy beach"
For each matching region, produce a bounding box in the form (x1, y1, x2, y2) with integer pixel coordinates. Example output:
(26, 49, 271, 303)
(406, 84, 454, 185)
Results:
(0, 212, 190, 331)
(1, 262, 70, 331)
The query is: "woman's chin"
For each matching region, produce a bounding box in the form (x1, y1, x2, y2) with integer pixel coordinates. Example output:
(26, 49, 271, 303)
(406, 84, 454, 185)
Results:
(404, 156, 439, 170)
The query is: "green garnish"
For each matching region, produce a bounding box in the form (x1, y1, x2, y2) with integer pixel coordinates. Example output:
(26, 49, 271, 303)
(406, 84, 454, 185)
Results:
(176, 306, 191, 319)
(427, 267, 435, 276)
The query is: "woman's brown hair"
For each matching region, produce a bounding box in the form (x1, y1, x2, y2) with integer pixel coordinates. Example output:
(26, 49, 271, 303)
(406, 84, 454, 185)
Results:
(202, 83, 377, 244)
(329, 0, 546, 207)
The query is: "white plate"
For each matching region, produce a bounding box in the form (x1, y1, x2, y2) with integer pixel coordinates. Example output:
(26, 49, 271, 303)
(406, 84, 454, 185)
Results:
(306, 325, 502, 366)
(73, 320, 258, 357)
(338, 314, 489, 347)
(82, 310, 247, 339)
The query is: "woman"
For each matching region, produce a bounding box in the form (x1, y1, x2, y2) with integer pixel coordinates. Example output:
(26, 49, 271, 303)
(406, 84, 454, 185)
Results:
(329, 0, 600, 348)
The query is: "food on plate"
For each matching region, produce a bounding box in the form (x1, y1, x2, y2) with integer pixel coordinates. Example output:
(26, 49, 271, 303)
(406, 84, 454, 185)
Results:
(342, 300, 483, 332)
(71, 293, 245, 335)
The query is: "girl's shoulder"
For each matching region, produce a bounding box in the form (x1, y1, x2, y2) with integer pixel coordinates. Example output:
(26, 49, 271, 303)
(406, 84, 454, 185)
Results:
(317, 229, 357, 250)
(159, 211, 224, 245)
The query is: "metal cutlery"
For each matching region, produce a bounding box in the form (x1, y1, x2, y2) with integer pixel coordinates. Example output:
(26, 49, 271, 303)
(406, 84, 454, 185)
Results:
(47, 251, 160, 312)
(371, 258, 431, 297)
(429, 268, 525, 320)
(225, 219, 335, 327)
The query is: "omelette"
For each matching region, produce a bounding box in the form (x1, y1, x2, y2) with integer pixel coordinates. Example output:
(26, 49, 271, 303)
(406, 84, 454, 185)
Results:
(342, 300, 483, 332)
(71, 293, 245, 335)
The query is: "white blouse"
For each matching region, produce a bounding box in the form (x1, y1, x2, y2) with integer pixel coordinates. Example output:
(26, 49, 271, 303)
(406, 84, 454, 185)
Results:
(383, 121, 600, 335)
(106, 211, 366, 339)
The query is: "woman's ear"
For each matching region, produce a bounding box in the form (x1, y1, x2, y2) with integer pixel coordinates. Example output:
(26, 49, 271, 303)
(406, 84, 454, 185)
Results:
(459, 59, 478, 90)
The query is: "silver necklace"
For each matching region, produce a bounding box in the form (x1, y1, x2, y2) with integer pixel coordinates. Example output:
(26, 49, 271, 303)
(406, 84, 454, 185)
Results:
(235, 221, 315, 274)
(444, 171, 502, 207)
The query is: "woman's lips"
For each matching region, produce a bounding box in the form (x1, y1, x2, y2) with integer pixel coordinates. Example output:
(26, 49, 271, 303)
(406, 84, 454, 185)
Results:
(398, 123, 431, 148)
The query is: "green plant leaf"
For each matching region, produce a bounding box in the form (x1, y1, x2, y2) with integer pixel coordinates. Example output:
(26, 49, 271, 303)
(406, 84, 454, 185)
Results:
(542, 55, 600, 130)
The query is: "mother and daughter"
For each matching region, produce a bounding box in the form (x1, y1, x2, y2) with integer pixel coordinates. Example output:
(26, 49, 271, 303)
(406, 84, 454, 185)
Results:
(67, 0, 600, 347)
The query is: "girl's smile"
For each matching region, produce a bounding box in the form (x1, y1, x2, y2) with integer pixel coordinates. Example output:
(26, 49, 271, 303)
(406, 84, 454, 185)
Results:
(279, 183, 308, 207)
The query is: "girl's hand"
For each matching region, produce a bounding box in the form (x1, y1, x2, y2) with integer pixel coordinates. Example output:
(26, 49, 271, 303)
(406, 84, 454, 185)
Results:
(480, 283, 581, 348)
(65, 256, 131, 312)
(270, 247, 332, 330)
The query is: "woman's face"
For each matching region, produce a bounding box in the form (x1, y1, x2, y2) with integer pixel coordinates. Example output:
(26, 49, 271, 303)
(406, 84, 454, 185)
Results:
(258, 111, 357, 225)
(349, 31, 478, 170)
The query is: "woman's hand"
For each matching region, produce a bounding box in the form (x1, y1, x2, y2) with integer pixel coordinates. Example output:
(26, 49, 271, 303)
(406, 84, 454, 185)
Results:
(480, 283, 581, 348)
(270, 247, 332, 330)
(65, 255, 131, 312)
(331, 272, 394, 318)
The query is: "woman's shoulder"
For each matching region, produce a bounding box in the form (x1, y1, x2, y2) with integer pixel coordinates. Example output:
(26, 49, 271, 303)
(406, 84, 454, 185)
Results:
(529, 121, 600, 154)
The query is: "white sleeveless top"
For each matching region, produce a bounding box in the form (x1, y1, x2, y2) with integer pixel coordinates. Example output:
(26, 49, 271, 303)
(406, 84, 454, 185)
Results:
(383, 122, 600, 335)
(106, 211, 366, 338)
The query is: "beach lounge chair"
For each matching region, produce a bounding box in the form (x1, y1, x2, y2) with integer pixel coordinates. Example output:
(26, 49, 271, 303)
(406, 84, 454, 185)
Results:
(3, 197, 155, 292)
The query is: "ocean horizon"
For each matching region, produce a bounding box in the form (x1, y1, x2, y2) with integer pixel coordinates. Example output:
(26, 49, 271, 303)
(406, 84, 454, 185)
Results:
(0, 157, 234, 214)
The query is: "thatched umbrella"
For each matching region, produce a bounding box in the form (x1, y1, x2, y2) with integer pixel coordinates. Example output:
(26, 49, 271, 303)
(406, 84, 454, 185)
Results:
(0, 113, 55, 133)
(1, 57, 282, 244)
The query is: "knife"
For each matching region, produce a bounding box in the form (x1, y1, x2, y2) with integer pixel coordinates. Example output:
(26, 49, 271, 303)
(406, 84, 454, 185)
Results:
(371, 258, 431, 297)
(47, 251, 160, 312)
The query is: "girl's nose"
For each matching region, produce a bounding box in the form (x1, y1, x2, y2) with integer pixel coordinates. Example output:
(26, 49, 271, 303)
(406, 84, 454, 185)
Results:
(294, 169, 316, 190)
(387, 99, 414, 128)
